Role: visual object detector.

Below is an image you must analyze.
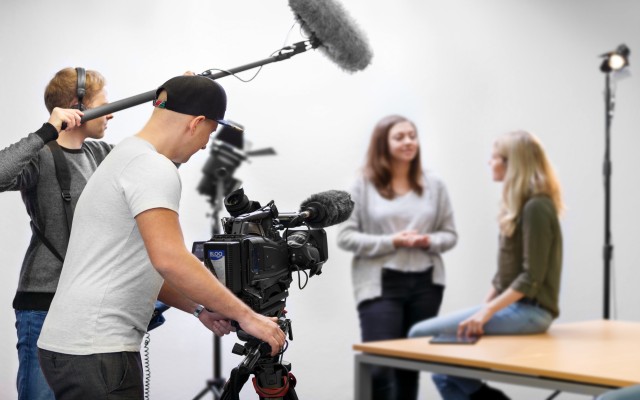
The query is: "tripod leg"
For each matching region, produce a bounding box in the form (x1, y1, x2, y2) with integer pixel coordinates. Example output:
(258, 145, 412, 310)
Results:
(192, 386, 211, 400)
(220, 367, 250, 400)
(283, 385, 299, 400)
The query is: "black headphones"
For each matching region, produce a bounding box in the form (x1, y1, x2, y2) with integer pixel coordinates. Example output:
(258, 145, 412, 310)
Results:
(75, 67, 86, 111)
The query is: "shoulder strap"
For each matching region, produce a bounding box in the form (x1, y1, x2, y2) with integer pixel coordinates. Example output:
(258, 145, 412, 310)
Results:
(34, 142, 103, 262)
(30, 141, 73, 262)
(30, 221, 64, 262)
(46, 141, 73, 233)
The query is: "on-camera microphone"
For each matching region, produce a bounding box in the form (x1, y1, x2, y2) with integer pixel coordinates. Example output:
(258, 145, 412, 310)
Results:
(288, 0, 373, 72)
(298, 190, 354, 228)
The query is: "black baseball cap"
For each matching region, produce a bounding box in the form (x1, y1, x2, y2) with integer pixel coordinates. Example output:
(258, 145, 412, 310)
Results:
(155, 75, 235, 128)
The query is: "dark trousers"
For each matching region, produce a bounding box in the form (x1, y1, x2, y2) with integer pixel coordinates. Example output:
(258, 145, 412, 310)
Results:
(358, 268, 444, 400)
(38, 349, 143, 400)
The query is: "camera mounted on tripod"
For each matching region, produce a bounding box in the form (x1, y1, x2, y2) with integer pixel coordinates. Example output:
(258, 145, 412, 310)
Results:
(192, 185, 352, 399)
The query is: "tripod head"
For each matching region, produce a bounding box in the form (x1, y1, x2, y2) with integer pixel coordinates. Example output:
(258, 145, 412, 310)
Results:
(221, 317, 297, 400)
(233, 315, 293, 359)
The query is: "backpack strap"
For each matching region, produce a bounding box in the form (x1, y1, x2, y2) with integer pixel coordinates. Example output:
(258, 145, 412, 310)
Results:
(32, 142, 102, 262)
(30, 141, 73, 262)
(30, 220, 64, 262)
(47, 141, 73, 233)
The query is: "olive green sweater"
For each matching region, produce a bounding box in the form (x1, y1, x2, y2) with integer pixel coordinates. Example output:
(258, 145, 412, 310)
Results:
(493, 195, 563, 317)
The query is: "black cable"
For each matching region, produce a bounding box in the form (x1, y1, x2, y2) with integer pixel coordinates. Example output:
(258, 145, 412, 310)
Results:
(201, 49, 281, 83)
(283, 21, 297, 48)
(143, 333, 151, 400)
(201, 66, 264, 83)
(286, 222, 312, 290)
(291, 265, 309, 290)
(201, 21, 301, 84)
(280, 340, 289, 356)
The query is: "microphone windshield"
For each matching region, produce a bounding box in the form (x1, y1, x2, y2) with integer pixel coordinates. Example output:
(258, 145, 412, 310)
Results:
(288, 0, 373, 72)
(299, 190, 354, 228)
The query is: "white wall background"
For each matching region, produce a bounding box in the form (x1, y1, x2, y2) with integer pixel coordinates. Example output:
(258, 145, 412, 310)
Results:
(1, 1, 639, 399)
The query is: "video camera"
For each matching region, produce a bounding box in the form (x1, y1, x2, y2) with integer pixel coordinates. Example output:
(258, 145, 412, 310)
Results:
(193, 187, 353, 317)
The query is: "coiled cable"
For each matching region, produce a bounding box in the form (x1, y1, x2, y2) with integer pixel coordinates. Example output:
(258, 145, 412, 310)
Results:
(143, 333, 151, 400)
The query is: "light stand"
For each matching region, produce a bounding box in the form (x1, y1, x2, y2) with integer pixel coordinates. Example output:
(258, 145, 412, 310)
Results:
(192, 168, 233, 400)
(599, 44, 630, 320)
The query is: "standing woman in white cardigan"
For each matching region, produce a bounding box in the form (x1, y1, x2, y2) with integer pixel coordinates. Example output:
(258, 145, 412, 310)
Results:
(337, 115, 458, 400)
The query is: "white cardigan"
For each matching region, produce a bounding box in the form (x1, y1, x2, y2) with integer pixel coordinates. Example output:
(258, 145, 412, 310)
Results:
(337, 172, 458, 306)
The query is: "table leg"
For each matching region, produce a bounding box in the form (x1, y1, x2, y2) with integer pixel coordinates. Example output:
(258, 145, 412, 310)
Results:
(354, 354, 372, 400)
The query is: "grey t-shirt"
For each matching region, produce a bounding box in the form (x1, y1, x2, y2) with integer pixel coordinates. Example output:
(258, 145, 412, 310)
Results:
(38, 136, 181, 355)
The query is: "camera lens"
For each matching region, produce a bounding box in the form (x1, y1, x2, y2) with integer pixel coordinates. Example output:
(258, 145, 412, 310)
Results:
(224, 188, 250, 216)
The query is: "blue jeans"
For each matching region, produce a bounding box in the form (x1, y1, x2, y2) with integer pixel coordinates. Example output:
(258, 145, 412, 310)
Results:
(597, 385, 640, 400)
(408, 302, 554, 400)
(15, 310, 55, 400)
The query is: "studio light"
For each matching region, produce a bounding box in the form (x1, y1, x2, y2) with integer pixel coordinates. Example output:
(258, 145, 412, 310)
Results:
(599, 43, 631, 320)
(600, 44, 630, 73)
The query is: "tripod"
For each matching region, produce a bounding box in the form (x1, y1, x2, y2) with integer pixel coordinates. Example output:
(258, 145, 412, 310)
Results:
(219, 318, 297, 400)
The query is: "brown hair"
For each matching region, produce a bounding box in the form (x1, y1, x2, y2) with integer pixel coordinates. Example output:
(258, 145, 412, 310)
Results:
(44, 67, 106, 113)
(364, 115, 423, 199)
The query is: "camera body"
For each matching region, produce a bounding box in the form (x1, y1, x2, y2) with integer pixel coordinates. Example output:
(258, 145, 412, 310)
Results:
(193, 188, 328, 317)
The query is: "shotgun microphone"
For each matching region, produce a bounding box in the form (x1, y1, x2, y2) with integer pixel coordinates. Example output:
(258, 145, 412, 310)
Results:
(288, 0, 373, 72)
(297, 190, 354, 228)
(80, 0, 373, 123)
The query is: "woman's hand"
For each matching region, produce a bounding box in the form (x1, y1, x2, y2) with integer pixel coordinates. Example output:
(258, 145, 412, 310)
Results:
(392, 230, 417, 247)
(392, 231, 430, 248)
(457, 306, 495, 337)
(412, 234, 430, 249)
(458, 288, 524, 336)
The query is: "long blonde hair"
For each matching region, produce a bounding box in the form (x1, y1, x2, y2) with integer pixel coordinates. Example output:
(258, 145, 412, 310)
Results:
(495, 130, 564, 236)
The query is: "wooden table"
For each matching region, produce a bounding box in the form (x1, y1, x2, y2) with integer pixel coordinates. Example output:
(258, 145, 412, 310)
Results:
(353, 320, 640, 399)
